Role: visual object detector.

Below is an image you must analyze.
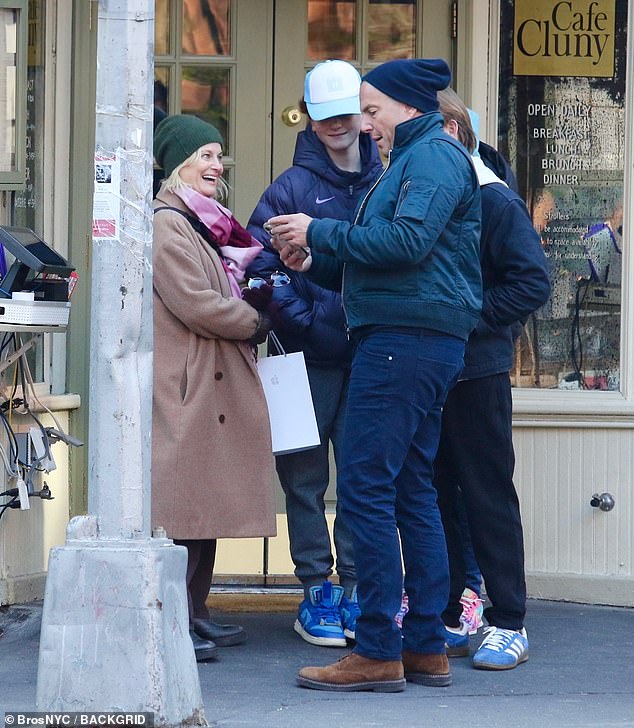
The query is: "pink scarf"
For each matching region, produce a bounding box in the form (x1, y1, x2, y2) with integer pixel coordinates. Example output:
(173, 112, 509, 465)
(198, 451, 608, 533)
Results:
(175, 186, 262, 298)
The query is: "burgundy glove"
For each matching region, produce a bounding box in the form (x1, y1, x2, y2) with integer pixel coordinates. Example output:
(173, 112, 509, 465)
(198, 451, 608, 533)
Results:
(247, 312, 273, 346)
(242, 282, 274, 311)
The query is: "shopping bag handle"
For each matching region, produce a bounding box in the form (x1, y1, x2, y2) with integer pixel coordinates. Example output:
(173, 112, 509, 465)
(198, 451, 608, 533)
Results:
(268, 330, 286, 356)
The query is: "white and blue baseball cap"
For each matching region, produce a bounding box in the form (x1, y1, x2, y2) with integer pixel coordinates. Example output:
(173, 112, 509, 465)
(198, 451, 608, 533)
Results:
(304, 60, 361, 121)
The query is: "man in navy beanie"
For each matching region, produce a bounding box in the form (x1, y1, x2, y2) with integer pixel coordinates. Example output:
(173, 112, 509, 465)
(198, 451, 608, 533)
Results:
(267, 58, 482, 691)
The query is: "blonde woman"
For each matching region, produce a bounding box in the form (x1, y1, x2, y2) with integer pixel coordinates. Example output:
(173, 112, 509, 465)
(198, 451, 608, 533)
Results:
(152, 115, 275, 661)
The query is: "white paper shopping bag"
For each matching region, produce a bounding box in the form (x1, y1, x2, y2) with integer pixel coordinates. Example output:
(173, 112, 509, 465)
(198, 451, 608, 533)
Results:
(257, 350, 321, 455)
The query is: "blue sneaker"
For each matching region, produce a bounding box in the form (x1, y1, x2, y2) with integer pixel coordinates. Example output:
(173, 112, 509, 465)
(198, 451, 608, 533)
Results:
(294, 581, 347, 647)
(340, 586, 361, 640)
(444, 623, 470, 657)
(472, 626, 529, 670)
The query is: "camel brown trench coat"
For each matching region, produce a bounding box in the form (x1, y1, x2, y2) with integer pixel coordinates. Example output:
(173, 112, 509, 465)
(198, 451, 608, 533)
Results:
(152, 190, 276, 540)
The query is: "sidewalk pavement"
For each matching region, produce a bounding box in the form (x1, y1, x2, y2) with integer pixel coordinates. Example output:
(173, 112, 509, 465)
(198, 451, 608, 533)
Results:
(1, 596, 633, 727)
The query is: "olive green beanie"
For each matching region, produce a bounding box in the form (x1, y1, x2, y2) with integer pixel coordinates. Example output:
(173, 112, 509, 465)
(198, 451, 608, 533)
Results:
(153, 114, 224, 177)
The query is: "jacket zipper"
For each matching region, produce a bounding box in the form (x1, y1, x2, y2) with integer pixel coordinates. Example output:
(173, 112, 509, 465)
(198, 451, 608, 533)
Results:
(395, 179, 411, 217)
(343, 151, 392, 336)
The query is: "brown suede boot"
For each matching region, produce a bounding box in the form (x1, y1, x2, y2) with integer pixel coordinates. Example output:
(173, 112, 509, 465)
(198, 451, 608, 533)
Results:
(402, 651, 452, 687)
(297, 653, 406, 692)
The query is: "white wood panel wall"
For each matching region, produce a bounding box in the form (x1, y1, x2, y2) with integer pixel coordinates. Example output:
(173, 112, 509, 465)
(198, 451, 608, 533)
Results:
(514, 424, 634, 605)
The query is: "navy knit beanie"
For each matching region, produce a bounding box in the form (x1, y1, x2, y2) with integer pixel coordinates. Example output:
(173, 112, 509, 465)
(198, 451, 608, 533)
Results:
(154, 114, 224, 177)
(363, 58, 451, 112)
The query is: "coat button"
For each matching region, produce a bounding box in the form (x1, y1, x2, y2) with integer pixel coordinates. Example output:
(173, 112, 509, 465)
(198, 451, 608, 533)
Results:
(215, 372, 223, 380)
(219, 414, 225, 423)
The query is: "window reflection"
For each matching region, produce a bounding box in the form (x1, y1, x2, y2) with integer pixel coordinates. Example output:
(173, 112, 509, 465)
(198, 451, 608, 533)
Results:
(155, 0, 170, 55)
(182, 0, 231, 56)
(307, 0, 356, 61)
(181, 66, 230, 150)
(11, 2, 45, 379)
(368, 0, 416, 61)
(154, 69, 169, 131)
(0, 9, 17, 173)
(153, 72, 170, 197)
(526, 185, 622, 390)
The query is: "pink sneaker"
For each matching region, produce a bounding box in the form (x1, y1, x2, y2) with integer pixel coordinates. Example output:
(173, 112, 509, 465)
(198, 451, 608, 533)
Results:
(396, 587, 482, 635)
(395, 590, 409, 628)
(459, 587, 483, 635)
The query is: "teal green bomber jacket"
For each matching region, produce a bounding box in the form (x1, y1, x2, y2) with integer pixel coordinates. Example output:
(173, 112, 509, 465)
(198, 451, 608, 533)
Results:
(307, 111, 483, 341)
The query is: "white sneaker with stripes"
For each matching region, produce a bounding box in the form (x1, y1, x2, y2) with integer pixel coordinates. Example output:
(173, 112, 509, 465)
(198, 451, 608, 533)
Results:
(472, 626, 529, 670)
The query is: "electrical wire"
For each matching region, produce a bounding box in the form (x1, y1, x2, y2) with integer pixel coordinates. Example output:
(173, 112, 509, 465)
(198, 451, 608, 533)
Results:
(17, 344, 66, 434)
(0, 495, 18, 521)
(0, 331, 15, 357)
(0, 440, 18, 477)
(0, 408, 19, 471)
(0, 334, 64, 491)
(0, 332, 75, 521)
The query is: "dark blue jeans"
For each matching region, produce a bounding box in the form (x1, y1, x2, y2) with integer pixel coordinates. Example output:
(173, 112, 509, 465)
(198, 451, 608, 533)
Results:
(339, 329, 465, 660)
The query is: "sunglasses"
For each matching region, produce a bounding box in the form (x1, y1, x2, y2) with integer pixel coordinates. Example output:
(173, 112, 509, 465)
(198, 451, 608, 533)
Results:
(247, 271, 291, 289)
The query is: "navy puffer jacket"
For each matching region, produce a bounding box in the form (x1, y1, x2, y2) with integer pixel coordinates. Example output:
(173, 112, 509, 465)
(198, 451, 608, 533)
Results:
(247, 125, 383, 367)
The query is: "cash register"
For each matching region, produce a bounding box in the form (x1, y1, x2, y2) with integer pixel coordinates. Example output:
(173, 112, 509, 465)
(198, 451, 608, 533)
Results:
(0, 226, 75, 327)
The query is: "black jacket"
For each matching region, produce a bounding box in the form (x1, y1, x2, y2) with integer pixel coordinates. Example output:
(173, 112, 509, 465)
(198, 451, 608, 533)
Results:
(462, 159, 550, 379)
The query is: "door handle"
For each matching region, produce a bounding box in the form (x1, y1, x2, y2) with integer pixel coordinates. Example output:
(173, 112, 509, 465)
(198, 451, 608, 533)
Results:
(590, 492, 615, 511)
(281, 106, 303, 126)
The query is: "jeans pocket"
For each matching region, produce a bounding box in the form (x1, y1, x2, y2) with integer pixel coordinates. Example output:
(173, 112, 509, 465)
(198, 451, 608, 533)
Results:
(358, 334, 399, 362)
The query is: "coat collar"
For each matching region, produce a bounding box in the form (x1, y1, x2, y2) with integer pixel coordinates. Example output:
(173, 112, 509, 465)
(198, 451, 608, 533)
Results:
(392, 111, 444, 157)
(154, 187, 190, 212)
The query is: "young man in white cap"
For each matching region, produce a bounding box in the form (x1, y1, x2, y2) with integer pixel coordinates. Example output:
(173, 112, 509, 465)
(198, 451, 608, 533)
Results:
(247, 60, 382, 648)
(267, 57, 482, 692)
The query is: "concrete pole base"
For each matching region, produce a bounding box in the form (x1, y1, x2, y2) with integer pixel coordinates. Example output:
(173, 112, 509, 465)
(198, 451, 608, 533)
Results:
(36, 517, 207, 727)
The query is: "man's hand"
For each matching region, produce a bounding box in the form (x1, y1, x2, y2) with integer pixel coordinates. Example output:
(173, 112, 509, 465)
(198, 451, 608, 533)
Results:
(272, 243, 312, 271)
(267, 213, 312, 247)
(266, 214, 313, 272)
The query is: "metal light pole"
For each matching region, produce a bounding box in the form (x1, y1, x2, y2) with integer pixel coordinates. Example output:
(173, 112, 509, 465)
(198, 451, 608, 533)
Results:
(36, 2, 205, 724)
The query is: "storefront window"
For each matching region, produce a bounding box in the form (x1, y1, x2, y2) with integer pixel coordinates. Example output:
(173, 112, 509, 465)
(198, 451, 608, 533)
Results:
(308, 0, 356, 60)
(498, 0, 626, 391)
(154, 67, 169, 128)
(0, 1, 26, 187)
(182, 0, 231, 56)
(12, 0, 42, 232)
(3, 0, 44, 381)
(155, 0, 170, 55)
(154, 1, 235, 204)
(368, 0, 416, 61)
(0, 8, 18, 173)
(307, 0, 416, 63)
(181, 65, 230, 144)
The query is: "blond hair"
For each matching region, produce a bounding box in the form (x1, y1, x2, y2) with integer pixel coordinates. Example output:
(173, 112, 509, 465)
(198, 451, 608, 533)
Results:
(162, 147, 229, 202)
(437, 88, 477, 154)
